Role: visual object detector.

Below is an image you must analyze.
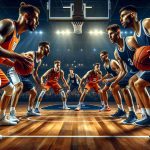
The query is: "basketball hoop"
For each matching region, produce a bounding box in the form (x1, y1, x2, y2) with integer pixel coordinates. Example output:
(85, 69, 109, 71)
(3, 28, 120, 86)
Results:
(71, 21, 84, 34)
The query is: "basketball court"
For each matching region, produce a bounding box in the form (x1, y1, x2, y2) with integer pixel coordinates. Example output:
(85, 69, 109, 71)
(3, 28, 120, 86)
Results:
(0, 0, 150, 149)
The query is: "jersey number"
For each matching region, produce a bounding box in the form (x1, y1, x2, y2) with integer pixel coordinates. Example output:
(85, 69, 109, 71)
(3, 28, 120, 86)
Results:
(128, 58, 133, 66)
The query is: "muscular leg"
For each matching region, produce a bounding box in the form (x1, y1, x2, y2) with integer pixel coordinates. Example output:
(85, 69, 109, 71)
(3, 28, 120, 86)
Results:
(135, 79, 150, 116)
(0, 84, 17, 125)
(121, 87, 136, 112)
(10, 82, 23, 109)
(35, 89, 46, 109)
(101, 85, 109, 106)
(60, 90, 70, 110)
(28, 87, 37, 111)
(75, 89, 88, 111)
(110, 84, 124, 110)
(129, 75, 144, 113)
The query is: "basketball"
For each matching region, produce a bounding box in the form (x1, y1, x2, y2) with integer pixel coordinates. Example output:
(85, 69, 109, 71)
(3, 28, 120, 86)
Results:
(14, 54, 34, 76)
(133, 46, 150, 71)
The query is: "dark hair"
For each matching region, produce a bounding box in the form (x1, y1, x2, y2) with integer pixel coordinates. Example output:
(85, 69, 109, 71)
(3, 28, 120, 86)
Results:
(39, 41, 50, 47)
(119, 5, 137, 14)
(100, 51, 108, 55)
(106, 24, 120, 32)
(94, 63, 100, 66)
(54, 60, 61, 64)
(19, 2, 40, 15)
(69, 67, 74, 71)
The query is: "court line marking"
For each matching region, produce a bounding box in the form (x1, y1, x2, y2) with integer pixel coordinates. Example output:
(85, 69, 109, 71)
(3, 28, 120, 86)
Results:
(0, 135, 149, 139)
(25, 117, 121, 122)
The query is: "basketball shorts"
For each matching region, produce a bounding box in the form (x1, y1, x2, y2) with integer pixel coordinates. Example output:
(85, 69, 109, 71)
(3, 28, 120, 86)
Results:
(7, 67, 21, 85)
(0, 69, 10, 89)
(118, 71, 137, 88)
(44, 81, 62, 94)
(20, 75, 34, 93)
(105, 81, 112, 87)
(70, 84, 79, 92)
(85, 82, 100, 93)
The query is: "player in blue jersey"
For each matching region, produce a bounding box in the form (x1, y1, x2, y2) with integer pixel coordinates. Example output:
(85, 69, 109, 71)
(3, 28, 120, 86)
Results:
(120, 5, 150, 126)
(66, 68, 82, 98)
(107, 24, 138, 124)
(100, 51, 121, 112)
(9, 42, 50, 122)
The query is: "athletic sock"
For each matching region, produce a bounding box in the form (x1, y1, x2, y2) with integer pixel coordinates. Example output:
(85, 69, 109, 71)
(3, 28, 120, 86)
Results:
(35, 101, 41, 108)
(0, 109, 6, 119)
(78, 102, 81, 107)
(101, 101, 104, 105)
(10, 107, 15, 112)
(117, 104, 124, 111)
(141, 108, 147, 117)
(145, 108, 150, 117)
(128, 106, 135, 112)
(63, 101, 67, 107)
(28, 106, 33, 111)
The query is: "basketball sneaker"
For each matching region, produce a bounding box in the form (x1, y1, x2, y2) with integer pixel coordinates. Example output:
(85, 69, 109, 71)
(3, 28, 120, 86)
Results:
(122, 111, 137, 124)
(135, 115, 150, 126)
(10, 110, 20, 123)
(63, 106, 70, 110)
(100, 106, 111, 112)
(99, 105, 104, 111)
(27, 110, 41, 116)
(0, 115, 17, 126)
(75, 106, 81, 111)
(111, 108, 126, 118)
(34, 108, 40, 114)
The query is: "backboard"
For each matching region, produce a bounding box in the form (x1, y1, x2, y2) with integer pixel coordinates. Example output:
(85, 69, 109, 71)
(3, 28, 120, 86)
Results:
(47, 0, 111, 21)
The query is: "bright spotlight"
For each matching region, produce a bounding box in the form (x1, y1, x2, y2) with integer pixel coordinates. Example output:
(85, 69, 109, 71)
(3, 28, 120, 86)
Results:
(99, 30, 103, 35)
(35, 31, 38, 34)
(39, 31, 43, 34)
(94, 29, 99, 35)
(65, 29, 71, 35)
(56, 30, 60, 35)
(89, 30, 93, 34)
(61, 30, 65, 35)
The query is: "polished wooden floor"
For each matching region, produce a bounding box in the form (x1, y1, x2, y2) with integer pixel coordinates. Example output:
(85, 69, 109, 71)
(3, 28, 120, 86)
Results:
(0, 102, 150, 150)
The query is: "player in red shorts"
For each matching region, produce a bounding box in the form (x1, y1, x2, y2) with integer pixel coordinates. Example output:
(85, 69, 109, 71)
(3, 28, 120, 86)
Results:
(75, 63, 102, 111)
(35, 60, 70, 113)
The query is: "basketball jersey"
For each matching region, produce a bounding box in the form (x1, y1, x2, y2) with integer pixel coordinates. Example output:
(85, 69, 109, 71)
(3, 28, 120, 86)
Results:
(134, 20, 150, 46)
(105, 60, 117, 77)
(69, 74, 79, 86)
(48, 68, 61, 82)
(87, 70, 100, 82)
(0, 20, 20, 63)
(34, 52, 41, 70)
(116, 38, 138, 72)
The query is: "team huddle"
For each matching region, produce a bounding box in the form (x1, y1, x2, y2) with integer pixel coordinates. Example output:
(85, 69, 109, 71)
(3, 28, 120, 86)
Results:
(0, 2, 149, 127)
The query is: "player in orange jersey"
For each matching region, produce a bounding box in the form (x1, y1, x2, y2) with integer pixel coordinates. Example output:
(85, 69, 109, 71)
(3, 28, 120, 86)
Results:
(0, 2, 40, 125)
(75, 63, 102, 111)
(34, 60, 70, 114)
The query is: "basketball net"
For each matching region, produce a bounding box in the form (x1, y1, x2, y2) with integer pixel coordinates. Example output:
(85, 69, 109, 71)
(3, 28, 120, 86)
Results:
(71, 21, 84, 34)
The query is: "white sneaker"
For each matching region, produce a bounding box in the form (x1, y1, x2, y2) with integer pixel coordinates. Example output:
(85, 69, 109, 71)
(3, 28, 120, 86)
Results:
(75, 106, 81, 111)
(0, 116, 17, 126)
(63, 106, 70, 110)
(10, 110, 20, 123)
(27, 110, 41, 116)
